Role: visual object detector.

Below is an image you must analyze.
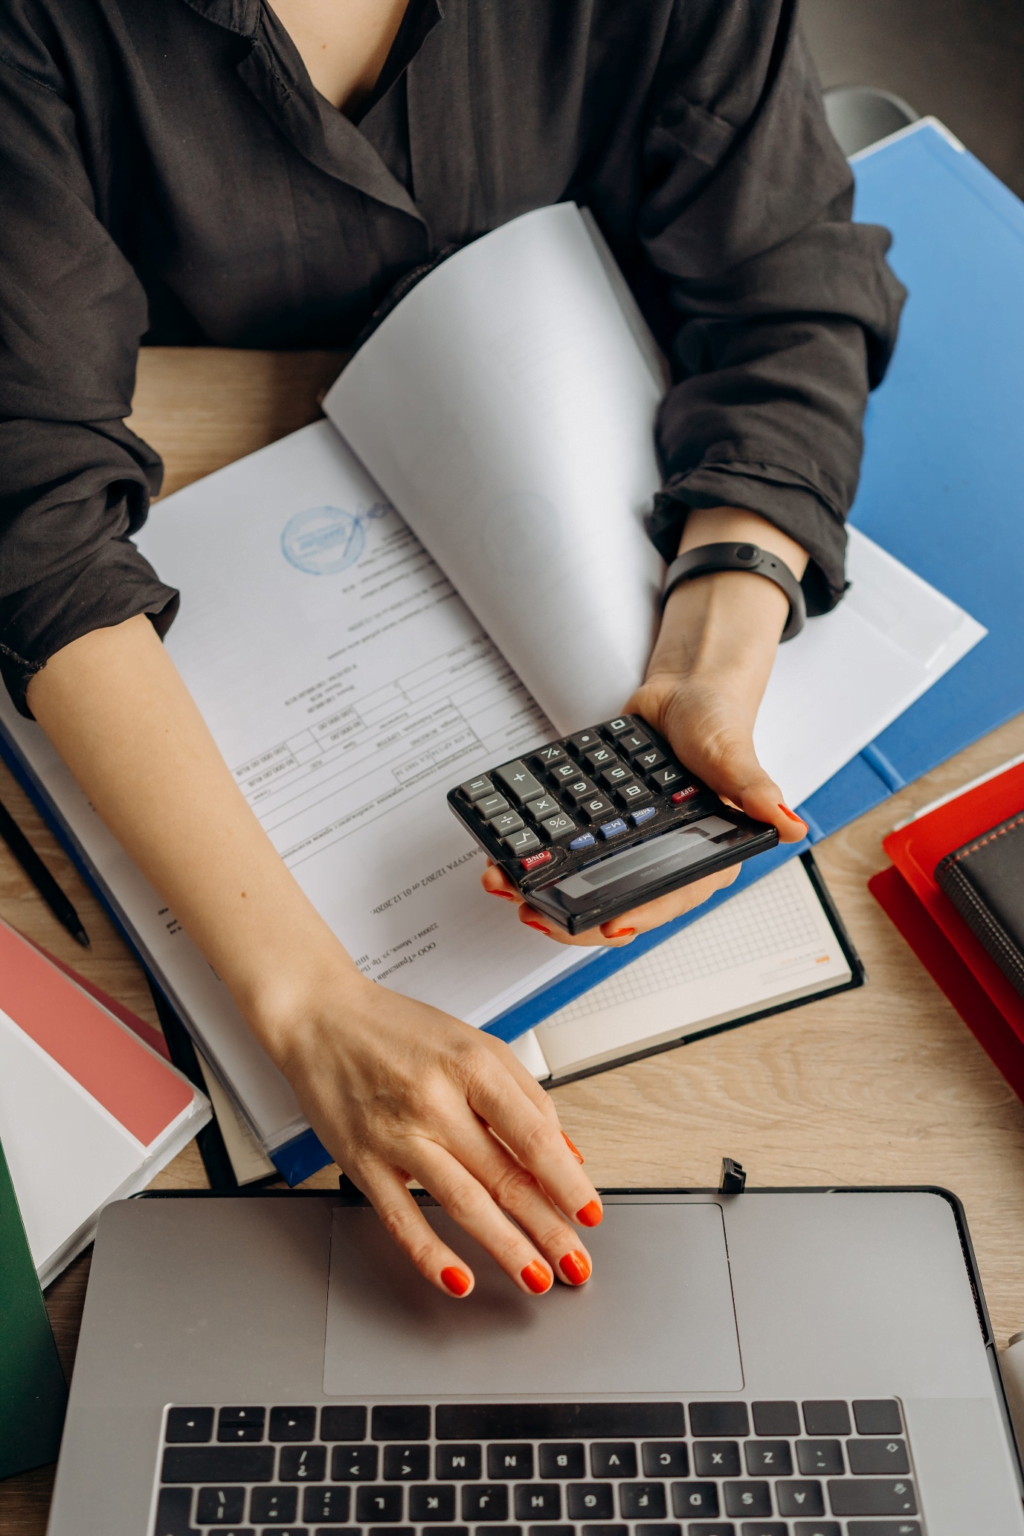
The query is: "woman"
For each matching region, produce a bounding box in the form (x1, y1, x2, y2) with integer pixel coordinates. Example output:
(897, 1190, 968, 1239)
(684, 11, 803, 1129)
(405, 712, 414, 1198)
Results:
(0, 0, 903, 1297)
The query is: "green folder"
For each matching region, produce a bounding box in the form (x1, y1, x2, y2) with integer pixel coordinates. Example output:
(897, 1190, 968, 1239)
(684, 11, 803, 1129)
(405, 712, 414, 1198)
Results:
(0, 1133, 67, 1479)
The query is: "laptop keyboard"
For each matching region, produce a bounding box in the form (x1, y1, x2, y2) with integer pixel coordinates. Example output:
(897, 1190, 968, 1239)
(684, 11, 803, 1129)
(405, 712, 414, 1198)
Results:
(153, 1398, 923, 1536)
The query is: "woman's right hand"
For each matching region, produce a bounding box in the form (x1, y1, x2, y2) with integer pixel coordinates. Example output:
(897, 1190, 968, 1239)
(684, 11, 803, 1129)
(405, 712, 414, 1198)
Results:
(268, 966, 603, 1299)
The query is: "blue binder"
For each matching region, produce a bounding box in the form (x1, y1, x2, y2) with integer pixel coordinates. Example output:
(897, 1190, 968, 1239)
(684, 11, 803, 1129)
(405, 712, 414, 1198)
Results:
(482, 120, 1024, 1042)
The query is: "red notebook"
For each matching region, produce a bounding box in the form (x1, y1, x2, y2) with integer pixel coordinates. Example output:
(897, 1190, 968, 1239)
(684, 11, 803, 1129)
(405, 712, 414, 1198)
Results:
(870, 757, 1024, 1095)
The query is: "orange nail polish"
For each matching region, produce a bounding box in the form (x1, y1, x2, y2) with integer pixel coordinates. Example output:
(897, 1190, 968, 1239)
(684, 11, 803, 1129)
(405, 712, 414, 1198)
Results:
(576, 1199, 603, 1227)
(562, 1132, 584, 1164)
(559, 1250, 592, 1285)
(523, 920, 550, 934)
(778, 803, 808, 829)
(488, 889, 518, 900)
(441, 1265, 472, 1297)
(521, 1259, 553, 1294)
(606, 926, 635, 939)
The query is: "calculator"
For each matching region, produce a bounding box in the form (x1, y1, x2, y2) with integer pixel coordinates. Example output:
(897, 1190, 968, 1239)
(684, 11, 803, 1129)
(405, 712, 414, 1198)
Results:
(447, 714, 779, 934)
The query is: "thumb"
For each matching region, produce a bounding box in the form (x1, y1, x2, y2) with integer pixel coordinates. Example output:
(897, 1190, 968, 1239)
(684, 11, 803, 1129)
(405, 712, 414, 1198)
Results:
(699, 748, 808, 846)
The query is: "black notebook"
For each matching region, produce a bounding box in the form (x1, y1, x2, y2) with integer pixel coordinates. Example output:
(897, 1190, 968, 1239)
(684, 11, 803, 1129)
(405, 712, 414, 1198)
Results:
(936, 810, 1024, 999)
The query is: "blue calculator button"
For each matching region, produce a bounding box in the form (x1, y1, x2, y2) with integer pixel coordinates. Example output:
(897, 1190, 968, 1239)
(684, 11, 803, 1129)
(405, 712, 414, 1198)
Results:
(631, 806, 657, 826)
(569, 832, 597, 851)
(599, 818, 629, 839)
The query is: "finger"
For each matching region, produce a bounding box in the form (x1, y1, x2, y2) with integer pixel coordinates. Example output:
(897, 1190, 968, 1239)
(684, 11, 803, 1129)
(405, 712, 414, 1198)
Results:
(457, 1051, 603, 1229)
(350, 1161, 478, 1298)
(408, 1141, 557, 1294)
(516, 901, 618, 946)
(474, 1034, 589, 1164)
(437, 1118, 594, 1287)
(481, 861, 523, 903)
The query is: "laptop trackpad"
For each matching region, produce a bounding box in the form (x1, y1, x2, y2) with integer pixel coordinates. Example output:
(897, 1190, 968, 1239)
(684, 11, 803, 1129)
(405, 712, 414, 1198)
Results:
(324, 1201, 742, 1395)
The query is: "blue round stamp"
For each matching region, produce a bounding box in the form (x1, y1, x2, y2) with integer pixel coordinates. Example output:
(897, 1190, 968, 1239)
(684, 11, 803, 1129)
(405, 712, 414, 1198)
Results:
(281, 506, 367, 575)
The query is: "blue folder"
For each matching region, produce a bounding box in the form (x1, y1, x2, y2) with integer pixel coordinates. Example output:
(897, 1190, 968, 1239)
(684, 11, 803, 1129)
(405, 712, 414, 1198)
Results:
(480, 120, 1024, 1039)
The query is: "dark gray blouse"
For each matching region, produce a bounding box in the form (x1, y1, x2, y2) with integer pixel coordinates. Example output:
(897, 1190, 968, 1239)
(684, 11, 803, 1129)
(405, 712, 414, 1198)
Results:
(0, 0, 905, 714)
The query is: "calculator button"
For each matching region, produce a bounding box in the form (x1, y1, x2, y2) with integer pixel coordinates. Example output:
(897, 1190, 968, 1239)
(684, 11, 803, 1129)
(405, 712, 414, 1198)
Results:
(535, 743, 567, 766)
(599, 818, 629, 839)
(584, 744, 618, 771)
(580, 795, 615, 823)
(619, 730, 651, 756)
(503, 828, 542, 856)
(521, 850, 553, 871)
(490, 810, 525, 837)
(495, 761, 547, 804)
(528, 795, 560, 821)
(568, 728, 603, 754)
(569, 832, 597, 850)
(550, 761, 581, 784)
(460, 775, 495, 802)
(603, 717, 634, 736)
(634, 747, 666, 773)
(651, 764, 687, 790)
(542, 813, 577, 841)
(477, 792, 510, 819)
(631, 806, 657, 826)
(600, 764, 634, 788)
(671, 785, 700, 803)
(617, 782, 652, 807)
(563, 778, 598, 805)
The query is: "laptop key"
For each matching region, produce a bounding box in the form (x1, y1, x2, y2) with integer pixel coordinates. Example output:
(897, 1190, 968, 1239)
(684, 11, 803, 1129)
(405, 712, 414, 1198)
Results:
(371, 1406, 431, 1442)
(845, 1524, 921, 1536)
(383, 1445, 430, 1480)
(641, 1441, 689, 1477)
(162, 1447, 275, 1483)
(723, 1482, 772, 1518)
(566, 1482, 614, 1519)
(197, 1486, 246, 1522)
(167, 1408, 214, 1443)
(775, 1480, 825, 1516)
(461, 1483, 509, 1520)
(590, 1442, 636, 1477)
(743, 1440, 792, 1476)
(683, 1527, 732, 1536)
(331, 1444, 379, 1480)
(409, 1484, 456, 1521)
(515, 1483, 562, 1520)
(792, 1524, 841, 1536)
(852, 1399, 903, 1435)
(795, 1440, 844, 1476)
(488, 1444, 534, 1478)
(435, 1444, 482, 1479)
(635, 1526, 681, 1536)
(618, 1481, 666, 1518)
(670, 1481, 719, 1517)
(356, 1486, 405, 1522)
(694, 1441, 740, 1476)
(525, 1526, 574, 1536)
(250, 1486, 298, 1523)
(689, 1403, 750, 1438)
(320, 1406, 367, 1442)
(436, 1404, 686, 1439)
(153, 1486, 199, 1536)
(475, 1527, 521, 1536)
(269, 1408, 317, 1442)
(802, 1401, 850, 1436)
(751, 1401, 800, 1437)
(827, 1478, 918, 1515)
(280, 1446, 327, 1482)
(220, 1408, 267, 1442)
(583, 1527, 628, 1536)
(301, 1486, 349, 1522)
(847, 1437, 910, 1475)
(539, 1443, 585, 1479)
(736, 1525, 786, 1535)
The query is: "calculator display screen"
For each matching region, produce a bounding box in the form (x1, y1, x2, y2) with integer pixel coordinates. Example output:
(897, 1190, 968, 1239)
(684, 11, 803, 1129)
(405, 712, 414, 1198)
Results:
(548, 815, 739, 914)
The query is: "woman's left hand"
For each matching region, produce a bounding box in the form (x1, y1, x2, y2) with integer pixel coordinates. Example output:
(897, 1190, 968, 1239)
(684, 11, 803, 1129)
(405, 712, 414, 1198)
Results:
(480, 505, 812, 946)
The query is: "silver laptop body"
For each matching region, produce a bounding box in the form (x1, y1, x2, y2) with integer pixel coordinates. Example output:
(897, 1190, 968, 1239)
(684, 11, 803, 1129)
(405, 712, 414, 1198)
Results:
(47, 1187, 1024, 1536)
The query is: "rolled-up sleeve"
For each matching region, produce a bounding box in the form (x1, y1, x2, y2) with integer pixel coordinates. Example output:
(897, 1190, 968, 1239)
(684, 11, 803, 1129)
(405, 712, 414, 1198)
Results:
(640, 0, 906, 613)
(0, 27, 177, 715)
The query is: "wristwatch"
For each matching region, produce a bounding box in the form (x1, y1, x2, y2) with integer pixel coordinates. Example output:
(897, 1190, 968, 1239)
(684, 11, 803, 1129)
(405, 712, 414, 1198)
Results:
(661, 541, 807, 642)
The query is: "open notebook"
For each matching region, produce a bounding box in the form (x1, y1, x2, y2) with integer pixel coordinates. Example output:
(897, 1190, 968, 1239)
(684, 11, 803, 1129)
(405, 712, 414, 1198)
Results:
(0, 204, 980, 1175)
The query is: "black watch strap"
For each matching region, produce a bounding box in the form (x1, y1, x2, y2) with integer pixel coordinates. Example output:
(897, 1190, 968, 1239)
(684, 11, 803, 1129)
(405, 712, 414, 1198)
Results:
(661, 541, 807, 642)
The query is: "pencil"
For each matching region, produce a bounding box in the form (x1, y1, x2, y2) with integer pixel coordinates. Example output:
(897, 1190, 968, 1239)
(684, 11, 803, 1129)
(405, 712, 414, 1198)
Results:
(0, 796, 90, 948)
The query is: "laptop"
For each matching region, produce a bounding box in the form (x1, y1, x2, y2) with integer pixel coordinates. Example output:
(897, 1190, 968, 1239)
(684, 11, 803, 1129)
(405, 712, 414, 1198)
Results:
(48, 1186, 1024, 1536)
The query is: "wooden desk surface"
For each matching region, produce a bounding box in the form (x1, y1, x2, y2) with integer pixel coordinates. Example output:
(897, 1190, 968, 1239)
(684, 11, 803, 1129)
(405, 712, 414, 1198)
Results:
(3, 348, 1023, 1531)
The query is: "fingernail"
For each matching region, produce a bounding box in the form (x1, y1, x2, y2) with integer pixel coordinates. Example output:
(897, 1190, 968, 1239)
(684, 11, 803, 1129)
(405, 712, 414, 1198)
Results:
(562, 1131, 584, 1164)
(521, 1259, 553, 1294)
(605, 926, 635, 939)
(778, 803, 808, 829)
(488, 889, 518, 900)
(559, 1249, 592, 1285)
(441, 1265, 472, 1297)
(523, 919, 551, 934)
(576, 1199, 603, 1227)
